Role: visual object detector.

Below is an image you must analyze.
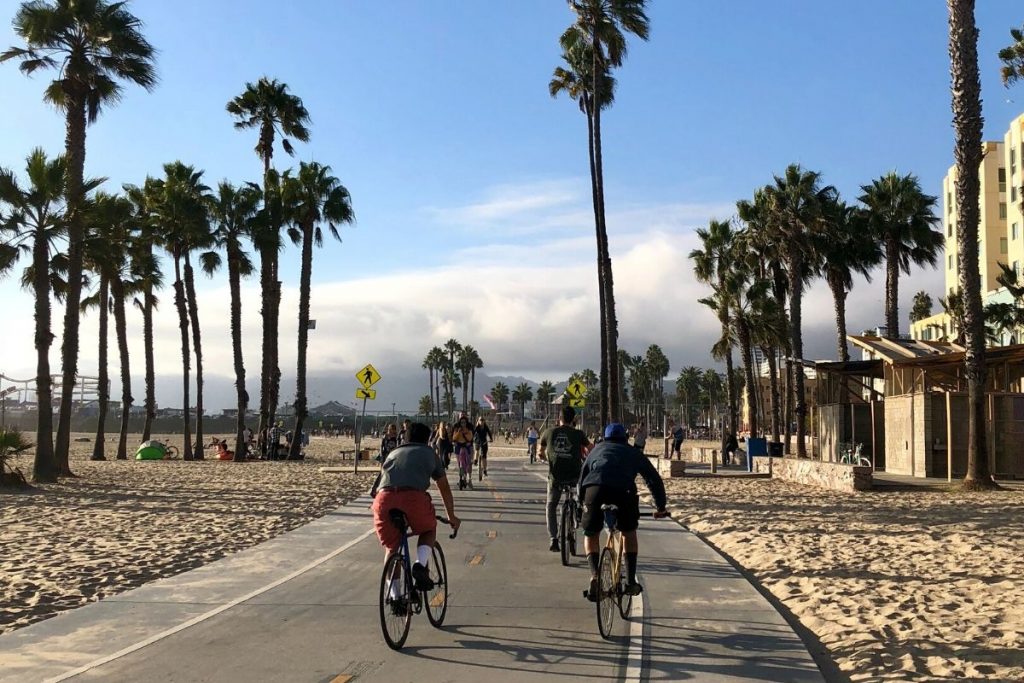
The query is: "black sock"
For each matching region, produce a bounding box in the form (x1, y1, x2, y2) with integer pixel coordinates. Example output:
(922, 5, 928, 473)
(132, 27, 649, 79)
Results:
(587, 552, 600, 577)
(626, 552, 638, 583)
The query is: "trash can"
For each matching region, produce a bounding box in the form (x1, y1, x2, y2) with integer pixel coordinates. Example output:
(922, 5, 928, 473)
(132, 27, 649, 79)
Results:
(768, 441, 784, 457)
(746, 437, 767, 457)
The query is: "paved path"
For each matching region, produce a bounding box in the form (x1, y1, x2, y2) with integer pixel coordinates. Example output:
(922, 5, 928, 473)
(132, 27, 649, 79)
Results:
(0, 458, 823, 682)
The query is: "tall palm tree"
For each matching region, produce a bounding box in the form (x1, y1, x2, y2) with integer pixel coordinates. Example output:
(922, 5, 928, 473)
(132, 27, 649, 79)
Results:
(999, 24, 1024, 87)
(208, 181, 260, 461)
(443, 338, 462, 416)
(512, 382, 534, 431)
(859, 172, 942, 339)
(910, 291, 934, 325)
(3, 0, 156, 474)
(536, 380, 556, 420)
(690, 219, 739, 437)
(283, 162, 354, 460)
(763, 164, 836, 457)
(456, 346, 474, 413)
(644, 344, 669, 428)
(463, 345, 483, 419)
(561, 0, 649, 424)
(426, 346, 446, 422)
(948, 0, 991, 488)
(675, 366, 702, 428)
(490, 381, 510, 430)
(227, 77, 311, 454)
(124, 177, 162, 441)
(82, 192, 136, 461)
(748, 291, 787, 442)
(0, 149, 70, 482)
(816, 199, 882, 361)
(421, 352, 436, 423)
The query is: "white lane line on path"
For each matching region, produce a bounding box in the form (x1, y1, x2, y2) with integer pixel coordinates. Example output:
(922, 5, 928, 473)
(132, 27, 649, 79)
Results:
(47, 523, 376, 683)
(527, 468, 648, 681)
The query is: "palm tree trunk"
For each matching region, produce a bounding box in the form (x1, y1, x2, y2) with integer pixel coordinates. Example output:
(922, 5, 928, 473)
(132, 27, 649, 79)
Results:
(31, 225, 57, 483)
(788, 258, 808, 458)
(765, 345, 781, 443)
(948, 0, 992, 487)
(257, 248, 272, 458)
(141, 279, 155, 441)
(434, 375, 441, 423)
(173, 254, 193, 460)
(784, 357, 793, 454)
(91, 276, 110, 461)
(584, 96, 610, 427)
(592, 89, 620, 422)
(228, 239, 247, 461)
(289, 225, 314, 460)
(884, 238, 900, 338)
(736, 314, 757, 438)
(111, 280, 132, 460)
(470, 370, 476, 420)
(828, 272, 851, 362)
(183, 253, 204, 459)
(55, 95, 89, 477)
(268, 252, 282, 437)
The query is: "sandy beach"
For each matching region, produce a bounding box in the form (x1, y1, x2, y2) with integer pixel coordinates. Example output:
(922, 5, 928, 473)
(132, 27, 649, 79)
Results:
(0, 433, 377, 635)
(658, 475, 1024, 682)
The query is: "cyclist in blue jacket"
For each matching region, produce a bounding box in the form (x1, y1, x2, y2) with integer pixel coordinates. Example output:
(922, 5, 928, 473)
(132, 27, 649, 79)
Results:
(579, 423, 669, 600)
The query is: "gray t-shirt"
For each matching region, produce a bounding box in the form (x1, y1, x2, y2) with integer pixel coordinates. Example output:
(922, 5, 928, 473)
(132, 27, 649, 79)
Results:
(379, 443, 446, 490)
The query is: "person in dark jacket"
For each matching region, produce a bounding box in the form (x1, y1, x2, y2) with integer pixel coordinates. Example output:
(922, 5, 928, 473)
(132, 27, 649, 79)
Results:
(579, 423, 670, 600)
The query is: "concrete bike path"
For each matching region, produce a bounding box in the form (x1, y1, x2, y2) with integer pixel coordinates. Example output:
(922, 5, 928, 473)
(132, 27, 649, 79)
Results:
(0, 458, 823, 682)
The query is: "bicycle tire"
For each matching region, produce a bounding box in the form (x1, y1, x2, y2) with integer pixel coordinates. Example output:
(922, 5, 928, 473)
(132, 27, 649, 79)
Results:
(560, 501, 571, 567)
(597, 547, 616, 639)
(379, 552, 412, 650)
(424, 543, 448, 627)
(617, 550, 633, 619)
(567, 500, 578, 557)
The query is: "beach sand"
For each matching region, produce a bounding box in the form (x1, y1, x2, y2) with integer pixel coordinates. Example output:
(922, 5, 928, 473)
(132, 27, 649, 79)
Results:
(659, 476, 1024, 681)
(0, 433, 376, 635)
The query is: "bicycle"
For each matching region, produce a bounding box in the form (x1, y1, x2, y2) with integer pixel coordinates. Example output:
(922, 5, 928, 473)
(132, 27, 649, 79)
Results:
(585, 504, 656, 640)
(528, 440, 538, 464)
(837, 441, 871, 467)
(476, 443, 488, 481)
(378, 512, 458, 650)
(557, 483, 581, 567)
(455, 445, 472, 490)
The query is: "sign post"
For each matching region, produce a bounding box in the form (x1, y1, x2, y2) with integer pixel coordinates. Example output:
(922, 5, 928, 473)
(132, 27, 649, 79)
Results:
(354, 364, 381, 474)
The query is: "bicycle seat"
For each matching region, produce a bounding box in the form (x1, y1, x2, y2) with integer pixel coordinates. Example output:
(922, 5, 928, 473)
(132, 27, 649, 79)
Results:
(388, 509, 408, 530)
(600, 504, 619, 512)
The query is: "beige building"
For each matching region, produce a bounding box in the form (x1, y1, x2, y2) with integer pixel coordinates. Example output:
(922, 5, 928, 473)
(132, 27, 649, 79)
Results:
(911, 115, 1024, 343)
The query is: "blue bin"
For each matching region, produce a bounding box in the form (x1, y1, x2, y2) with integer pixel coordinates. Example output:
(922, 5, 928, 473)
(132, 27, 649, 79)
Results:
(746, 437, 767, 472)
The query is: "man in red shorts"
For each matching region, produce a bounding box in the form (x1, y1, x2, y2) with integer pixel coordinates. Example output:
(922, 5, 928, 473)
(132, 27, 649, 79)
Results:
(370, 422, 461, 590)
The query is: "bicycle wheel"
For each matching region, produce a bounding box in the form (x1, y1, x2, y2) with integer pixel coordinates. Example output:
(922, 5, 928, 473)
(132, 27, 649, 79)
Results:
(560, 502, 571, 567)
(618, 554, 633, 619)
(379, 552, 412, 650)
(567, 500, 578, 557)
(596, 547, 616, 639)
(424, 543, 448, 627)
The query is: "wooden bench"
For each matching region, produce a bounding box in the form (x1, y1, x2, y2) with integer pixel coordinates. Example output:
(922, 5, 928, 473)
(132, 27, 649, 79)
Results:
(339, 449, 372, 461)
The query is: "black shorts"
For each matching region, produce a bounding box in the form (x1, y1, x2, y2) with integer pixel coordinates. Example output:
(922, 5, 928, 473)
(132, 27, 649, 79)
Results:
(580, 486, 640, 535)
(475, 442, 488, 456)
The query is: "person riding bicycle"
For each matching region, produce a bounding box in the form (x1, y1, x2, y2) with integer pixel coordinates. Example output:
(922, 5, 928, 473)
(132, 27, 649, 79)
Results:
(451, 414, 475, 488)
(370, 422, 461, 595)
(580, 423, 669, 600)
(539, 406, 590, 552)
(526, 422, 539, 461)
(473, 416, 493, 478)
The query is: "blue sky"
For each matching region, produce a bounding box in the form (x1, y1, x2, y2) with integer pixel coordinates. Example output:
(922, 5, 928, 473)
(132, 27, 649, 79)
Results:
(1, 0, 1022, 409)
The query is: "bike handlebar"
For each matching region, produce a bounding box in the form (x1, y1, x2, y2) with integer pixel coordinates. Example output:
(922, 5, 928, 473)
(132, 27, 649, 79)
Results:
(436, 515, 459, 539)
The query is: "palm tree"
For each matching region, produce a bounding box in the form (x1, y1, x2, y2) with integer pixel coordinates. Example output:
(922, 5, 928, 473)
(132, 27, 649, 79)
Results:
(645, 344, 669, 428)
(461, 345, 483, 419)
(910, 291, 934, 325)
(124, 177, 162, 441)
(208, 181, 260, 460)
(456, 346, 474, 413)
(938, 289, 967, 344)
(227, 77, 311, 453)
(82, 192, 137, 461)
(690, 219, 739, 437)
(948, 0, 992, 488)
(3, 0, 156, 473)
(490, 381, 510, 429)
(859, 172, 943, 339)
(816, 199, 882, 361)
(422, 351, 436, 423)
(561, 0, 649, 424)
(0, 149, 69, 482)
(426, 346, 446, 422)
(762, 164, 836, 457)
(512, 382, 534, 431)
(443, 338, 462, 416)
(283, 162, 354, 460)
(418, 395, 433, 418)
(675, 366, 702, 428)
(535, 380, 556, 420)
(999, 24, 1024, 87)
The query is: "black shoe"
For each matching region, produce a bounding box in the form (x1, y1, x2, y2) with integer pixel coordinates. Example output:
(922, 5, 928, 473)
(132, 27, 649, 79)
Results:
(624, 581, 643, 596)
(586, 577, 599, 602)
(389, 596, 409, 616)
(412, 562, 434, 591)
(549, 538, 559, 552)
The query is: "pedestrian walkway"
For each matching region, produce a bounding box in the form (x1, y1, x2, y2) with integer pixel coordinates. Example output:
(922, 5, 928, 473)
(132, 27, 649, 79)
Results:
(0, 458, 823, 682)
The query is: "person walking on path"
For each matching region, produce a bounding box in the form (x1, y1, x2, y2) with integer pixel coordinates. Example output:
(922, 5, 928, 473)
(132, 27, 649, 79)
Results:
(378, 423, 400, 462)
(669, 420, 684, 459)
(539, 406, 590, 552)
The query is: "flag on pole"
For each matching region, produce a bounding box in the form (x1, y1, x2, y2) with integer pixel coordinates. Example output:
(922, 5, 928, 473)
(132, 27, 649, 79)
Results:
(483, 393, 496, 410)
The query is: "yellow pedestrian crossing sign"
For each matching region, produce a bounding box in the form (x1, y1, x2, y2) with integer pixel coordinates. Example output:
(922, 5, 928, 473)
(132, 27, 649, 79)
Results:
(566, 379, 587, 405)
(356, 363, 381, 389)
(356, 387, 377, 400)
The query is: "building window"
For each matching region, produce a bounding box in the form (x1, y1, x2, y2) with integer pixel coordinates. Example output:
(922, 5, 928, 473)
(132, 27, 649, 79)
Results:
(1014, 223, 1020, 240)
(1013, 148, 1018, 176)
(1016, 261, 1022, 276)
(1000, 167, 1008, 192)
(948, 221, 953, 237)
(949, 254, 954, 269)
(1014, 186, 1018, 202)
(947, 191, 952, 214)
(1001, 202, 1008, 219)
(1002, 237, 1009, 254)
